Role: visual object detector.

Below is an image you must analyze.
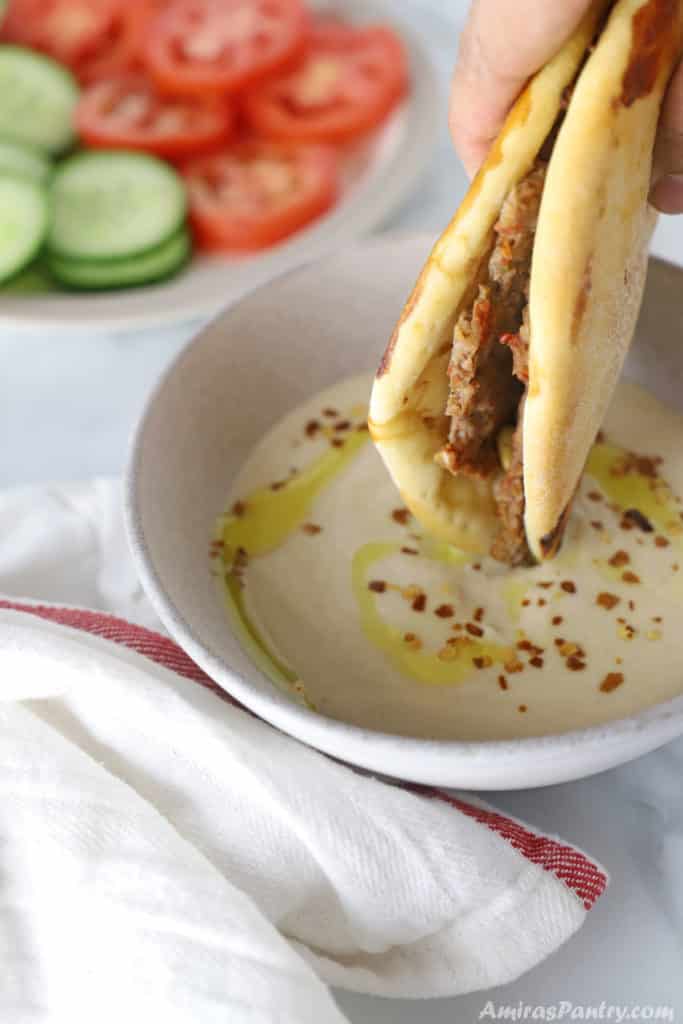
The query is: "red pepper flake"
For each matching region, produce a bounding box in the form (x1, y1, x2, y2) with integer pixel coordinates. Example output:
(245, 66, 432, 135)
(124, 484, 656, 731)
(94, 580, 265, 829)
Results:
(356, 422, 369, 432)
(473, 607, 484, 622)
(305, 419, 320, 437)
(333, 420, 351, 432)
(368, 580, 386, 593)
(301, 523, 322, 535)
(561, 581, 576, 594)
(230, 547, 249, 584)
(504, 659, 524, 674)
(622, 508, 654, 533)
(411, 593, 427, 613)
(472, 563, 482, 571)
(590, 520, 604, 531)
(652, 616, 663, 623)
(466, 622, 483, 637)
(537, 581, 553, 589)
(621, 571, 640, 584)
(391, 508, 410, 525)
(558, 641, 580, 657)
(628, 599, 635, 611)
(600, 672, 624, 693)
(587, 491, 603, 502)
(551, 615, 563, 626)
(529, 656, 544, 668)
(614, 454, 661, 479)
(521, 599, 531, 607)
(566, 656, 586, 671)
(655, 535, 670, 548)
(518, 704, 528, 713)
(435, 604, 454, 618)
(323, 407, 338, 418)
(331, 438, 344, 448)
(608, 550, 630, 568)
(537, 598, 546, 607)
(498, 675, 509, 691)
(401, 546, 419, 556)
(270, 480, 286, 491)
(473, 655, 493, 670)
(231, 500, 247, 517)
(554, 637, 565, 647)
(517, 640, 533, 652)
(596, 592, 620, 610)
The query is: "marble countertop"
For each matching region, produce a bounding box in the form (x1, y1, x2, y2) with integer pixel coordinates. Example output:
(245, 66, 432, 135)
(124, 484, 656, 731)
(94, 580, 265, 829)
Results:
(1, 1, 682, 1018)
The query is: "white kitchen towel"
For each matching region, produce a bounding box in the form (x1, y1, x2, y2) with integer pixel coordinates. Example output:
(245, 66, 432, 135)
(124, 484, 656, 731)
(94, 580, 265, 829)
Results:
(0, 480, 607, 1022)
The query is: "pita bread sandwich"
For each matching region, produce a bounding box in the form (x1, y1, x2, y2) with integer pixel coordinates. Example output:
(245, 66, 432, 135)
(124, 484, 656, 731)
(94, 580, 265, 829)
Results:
(369, 0, 683, 564)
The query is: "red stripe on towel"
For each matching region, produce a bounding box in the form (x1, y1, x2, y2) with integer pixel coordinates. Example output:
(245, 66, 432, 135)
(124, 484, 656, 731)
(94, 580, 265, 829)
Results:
(0, 598, 607, 909)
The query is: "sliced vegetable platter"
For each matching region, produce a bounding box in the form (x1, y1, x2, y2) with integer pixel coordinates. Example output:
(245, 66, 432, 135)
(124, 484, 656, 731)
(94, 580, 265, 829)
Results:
(0, 0, 438, 327)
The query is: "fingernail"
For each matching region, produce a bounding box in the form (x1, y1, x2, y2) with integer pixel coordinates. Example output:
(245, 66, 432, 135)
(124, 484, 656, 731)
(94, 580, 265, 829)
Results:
(650, 174, 683, 214)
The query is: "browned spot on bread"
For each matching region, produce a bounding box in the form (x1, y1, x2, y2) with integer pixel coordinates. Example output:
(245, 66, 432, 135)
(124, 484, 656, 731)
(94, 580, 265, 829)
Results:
(482, 87, 534, 176)
(619, 0, 679, 107)
(539, 502, 572, 559)
(376, 272, 424, 378)
(376, 331, 400, 379)
(571, 258, 592, 340)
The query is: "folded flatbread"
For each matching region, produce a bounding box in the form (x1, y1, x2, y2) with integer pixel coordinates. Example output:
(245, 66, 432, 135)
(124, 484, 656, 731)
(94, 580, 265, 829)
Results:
(370, 0, 683, 563)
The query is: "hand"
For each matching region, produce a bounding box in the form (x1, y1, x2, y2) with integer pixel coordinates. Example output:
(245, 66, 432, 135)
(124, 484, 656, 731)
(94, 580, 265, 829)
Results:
(449, 0, 683, 213)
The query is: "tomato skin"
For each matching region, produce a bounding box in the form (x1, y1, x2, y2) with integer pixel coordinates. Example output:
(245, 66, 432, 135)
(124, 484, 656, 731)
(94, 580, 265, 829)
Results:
(1, 0, 118, 66)
(75, 1, 161, 83)
(243, 23, 408, 144)
(182, 142, 338, 251)
(76, 76, 235, 159)
(145, 0, 310, 98)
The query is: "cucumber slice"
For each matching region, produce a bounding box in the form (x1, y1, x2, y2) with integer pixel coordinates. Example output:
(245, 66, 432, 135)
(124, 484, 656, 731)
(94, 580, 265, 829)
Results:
(49, 150, 187, 261)
(0, 46, 78, 153)
(46, 228, 191, 290)
(0, 261, 53, 294)
(0, 176, 49, 284)
(0, 139, 52, 184)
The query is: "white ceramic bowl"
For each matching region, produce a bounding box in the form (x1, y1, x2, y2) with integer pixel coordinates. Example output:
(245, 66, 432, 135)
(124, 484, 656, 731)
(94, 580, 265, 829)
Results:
(126, 234, 683, 789)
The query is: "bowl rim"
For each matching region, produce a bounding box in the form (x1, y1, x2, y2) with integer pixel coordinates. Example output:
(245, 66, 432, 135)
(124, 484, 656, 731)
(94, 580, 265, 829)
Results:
(124, 231, 683, 774)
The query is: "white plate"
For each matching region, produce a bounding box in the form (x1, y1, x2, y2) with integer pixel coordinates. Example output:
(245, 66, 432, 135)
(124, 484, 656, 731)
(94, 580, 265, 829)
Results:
(0, 0, 439, 334)
(126, 234, 683, 790)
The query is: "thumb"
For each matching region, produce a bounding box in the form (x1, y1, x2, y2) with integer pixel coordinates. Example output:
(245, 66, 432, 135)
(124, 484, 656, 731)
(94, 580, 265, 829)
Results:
(449, 0, 592, 177)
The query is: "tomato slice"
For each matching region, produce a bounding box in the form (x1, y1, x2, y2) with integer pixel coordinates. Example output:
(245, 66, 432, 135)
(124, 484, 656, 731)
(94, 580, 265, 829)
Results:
(76, 75, 234, 158)
(75, 1, 163, 83)
(243, 23, 408, 144)
(1, 0, 117, 66)
(183, 141, 338, 251)
(145, 0, 309, 97)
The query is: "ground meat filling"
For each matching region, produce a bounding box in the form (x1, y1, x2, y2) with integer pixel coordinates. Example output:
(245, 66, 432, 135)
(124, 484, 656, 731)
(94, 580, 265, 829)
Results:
(439, 162, 546, 565)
